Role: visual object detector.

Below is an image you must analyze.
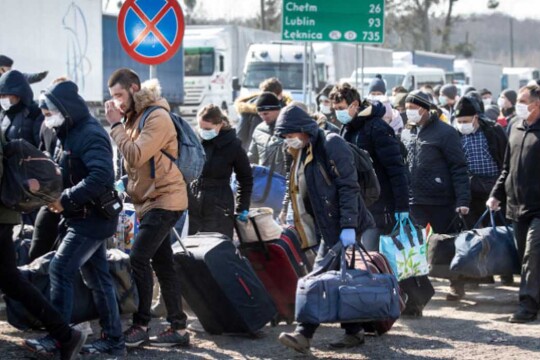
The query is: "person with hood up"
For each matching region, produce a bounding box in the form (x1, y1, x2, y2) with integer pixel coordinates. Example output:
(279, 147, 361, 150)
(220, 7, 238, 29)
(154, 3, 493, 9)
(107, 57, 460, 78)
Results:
(497, 89, 518, 130)
(0, 70, 43, 147)
(235, 77, 292, 150)
(275, 105, 375, 354)
(188, 104, 253, 238)
(330, 83, 409, 249)
(26, 78, 125, 356)
(401, 91, 471, 301)
(0, 55, 48, 85)
(487, 84, 540, 323)
(106, 68, 190, 348)
(365, 75, 404, 135)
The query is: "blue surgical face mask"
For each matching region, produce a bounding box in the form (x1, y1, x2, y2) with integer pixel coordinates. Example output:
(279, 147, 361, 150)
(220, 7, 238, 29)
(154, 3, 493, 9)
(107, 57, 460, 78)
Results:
(335, 108, 353, 124)
(198, 128, 218, 141)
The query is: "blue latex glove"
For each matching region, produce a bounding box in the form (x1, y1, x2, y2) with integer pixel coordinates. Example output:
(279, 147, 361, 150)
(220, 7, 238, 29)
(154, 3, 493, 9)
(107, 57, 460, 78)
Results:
(340, 228, 356, 247)
(236, 210, 249, 223)
(395, 212, 410, 222)
(115, 179, 126, 193)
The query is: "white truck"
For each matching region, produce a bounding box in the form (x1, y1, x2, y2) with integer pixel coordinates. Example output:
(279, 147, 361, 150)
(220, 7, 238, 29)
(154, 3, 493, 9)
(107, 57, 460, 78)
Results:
(453, 59, 503, 96)
(180, 26, 278, 121)
(503, 67, 540, 90)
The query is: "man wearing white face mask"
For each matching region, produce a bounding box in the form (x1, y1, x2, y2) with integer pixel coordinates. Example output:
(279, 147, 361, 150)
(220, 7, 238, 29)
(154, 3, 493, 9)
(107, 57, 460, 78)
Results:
(487, 84, 540, 323)
(454, 95, 507, 228)
(402, 91, 471, 300)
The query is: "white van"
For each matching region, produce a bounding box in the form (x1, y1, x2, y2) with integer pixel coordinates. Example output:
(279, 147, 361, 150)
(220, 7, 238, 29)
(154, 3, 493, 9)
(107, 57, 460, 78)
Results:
(345, 67, 446, 96)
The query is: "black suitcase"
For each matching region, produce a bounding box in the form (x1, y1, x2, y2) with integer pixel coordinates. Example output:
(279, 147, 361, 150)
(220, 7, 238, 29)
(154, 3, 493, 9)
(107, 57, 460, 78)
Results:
(399, 275, 435, 315)
(172, 231, 277, 335)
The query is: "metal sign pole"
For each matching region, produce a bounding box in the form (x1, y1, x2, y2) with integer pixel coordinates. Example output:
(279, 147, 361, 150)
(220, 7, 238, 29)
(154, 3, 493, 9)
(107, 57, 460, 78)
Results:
(150, 65, 157, 79)
(303, 42, 308, 104)
(361, 44, 365, 98)
(355, 44, 359, 89)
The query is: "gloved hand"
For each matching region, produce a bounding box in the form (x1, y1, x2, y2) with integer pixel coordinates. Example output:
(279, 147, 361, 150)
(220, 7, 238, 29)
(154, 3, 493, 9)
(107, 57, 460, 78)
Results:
(340, 228, 356, 248)
(395, 212, 410, 221)
(115, 179, 126, 193)
(236, 210, 249, 223)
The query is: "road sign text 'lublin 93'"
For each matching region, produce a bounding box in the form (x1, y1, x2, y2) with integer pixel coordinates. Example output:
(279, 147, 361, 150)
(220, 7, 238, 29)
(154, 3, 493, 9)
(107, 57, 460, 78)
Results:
(281, 0, 385, 44)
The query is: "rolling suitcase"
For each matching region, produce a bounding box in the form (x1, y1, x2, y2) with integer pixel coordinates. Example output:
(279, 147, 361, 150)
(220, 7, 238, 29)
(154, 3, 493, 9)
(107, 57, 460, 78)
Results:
(172, 230, 276, 335)
(237, 220, 308, 324)
(347, 245, 406, 335)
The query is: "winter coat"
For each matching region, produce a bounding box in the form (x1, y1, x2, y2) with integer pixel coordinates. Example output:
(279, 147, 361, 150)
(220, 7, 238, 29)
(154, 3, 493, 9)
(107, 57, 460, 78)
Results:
(0, 130, 21, 225)
(248, 121, 287, 176)
(401, 111, 470, 208)
(42, 81, 117, 239)
(235, 93, 292, 150)
(275, 106, 374, 248)
(110, 79, 187, 218)
(477, 118, 508, 170)
(0, 70, 43, 146)
(189, 128, 253, 238)
(341, 101, 409, 223)
(491, 118, 540, 221)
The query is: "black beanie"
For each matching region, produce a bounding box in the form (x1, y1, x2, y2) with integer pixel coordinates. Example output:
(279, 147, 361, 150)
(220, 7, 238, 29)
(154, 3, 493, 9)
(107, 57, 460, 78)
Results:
(502, 89, 517, 106)
(405, 90, 432, 110)
(368, 74, 386, 94)
(0, 55, 13, 67)
(455, 97, 478, 117)
(256, 92, 281, 112)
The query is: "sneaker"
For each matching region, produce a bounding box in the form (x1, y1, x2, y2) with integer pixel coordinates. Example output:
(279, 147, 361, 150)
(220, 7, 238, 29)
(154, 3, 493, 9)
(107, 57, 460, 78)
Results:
(446, 283, 465, 301)
(508, 310, 537, 324)
(60, 329, 87, 360)
(80, 334, 126, 356)
(329, 331, 365, 349)
(149, 328, 190, 347)
(24, 334, 59, 357)
(278, 332, 311, 355)
(124, 325, 149, 347)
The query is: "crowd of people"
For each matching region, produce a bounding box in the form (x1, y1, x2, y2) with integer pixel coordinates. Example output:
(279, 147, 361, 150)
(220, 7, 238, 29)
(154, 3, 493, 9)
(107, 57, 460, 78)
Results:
(0, 52, 539, 358)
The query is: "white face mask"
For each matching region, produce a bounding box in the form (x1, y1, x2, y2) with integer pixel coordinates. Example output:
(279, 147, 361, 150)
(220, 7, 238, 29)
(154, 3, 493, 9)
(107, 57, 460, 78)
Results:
(0, 97, 12, 111)
(198, 128, 218, 141)
(368, 95, 388, 103)
(515, 103, 531, 120)
(44, 112, 66, 129)
(482, 98, 492, 107)
(319, 104, 331, 115)
(406, 109, 422, 124)
(456, 122, 475, 135)
(285, 137, 305, 149)
(497, 97, 508, 110)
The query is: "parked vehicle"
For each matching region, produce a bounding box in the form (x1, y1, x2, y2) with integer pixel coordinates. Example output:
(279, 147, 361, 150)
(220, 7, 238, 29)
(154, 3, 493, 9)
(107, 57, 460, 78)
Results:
(393, 51, 455, 72)
(453, 59, 503, 96)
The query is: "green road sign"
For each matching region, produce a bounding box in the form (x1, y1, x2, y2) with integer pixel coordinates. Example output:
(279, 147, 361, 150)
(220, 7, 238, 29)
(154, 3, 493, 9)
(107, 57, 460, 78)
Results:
(281, 0, 385, 44)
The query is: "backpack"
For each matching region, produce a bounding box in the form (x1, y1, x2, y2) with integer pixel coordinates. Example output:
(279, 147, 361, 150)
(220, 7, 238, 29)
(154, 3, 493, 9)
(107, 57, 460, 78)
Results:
(138, 106, 205, 184)
(1, 139, 63, 213)
(347, 142, 381, 207)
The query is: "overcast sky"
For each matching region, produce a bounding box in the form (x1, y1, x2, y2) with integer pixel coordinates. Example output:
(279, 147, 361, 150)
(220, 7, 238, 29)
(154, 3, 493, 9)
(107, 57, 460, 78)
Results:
(105, 0, 540, 20)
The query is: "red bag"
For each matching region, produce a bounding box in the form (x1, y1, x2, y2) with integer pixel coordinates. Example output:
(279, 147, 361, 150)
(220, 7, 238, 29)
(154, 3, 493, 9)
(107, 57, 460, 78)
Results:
(347, 247, 406, 336)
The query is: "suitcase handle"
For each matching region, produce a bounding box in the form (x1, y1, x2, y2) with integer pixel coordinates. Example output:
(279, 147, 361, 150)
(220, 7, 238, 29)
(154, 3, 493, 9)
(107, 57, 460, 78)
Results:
(234, 217, 271, 260)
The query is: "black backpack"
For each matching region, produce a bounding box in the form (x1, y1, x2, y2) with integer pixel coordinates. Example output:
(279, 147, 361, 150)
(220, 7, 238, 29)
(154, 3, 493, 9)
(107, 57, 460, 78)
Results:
(1, 139, 63, 213)
(347, 142, 381, 207)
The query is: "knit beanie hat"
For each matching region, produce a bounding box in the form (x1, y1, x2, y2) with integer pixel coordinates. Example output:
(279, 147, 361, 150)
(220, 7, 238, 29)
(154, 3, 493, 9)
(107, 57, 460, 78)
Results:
(0, 55, 13, 67)
(368, 74, 386, 94)
(405, 90, 433, 110)
(440, 84, 458, 99)
(501, 89, 517, 106)
(454, 96, 478, 117)
(256, 92, 281, 112)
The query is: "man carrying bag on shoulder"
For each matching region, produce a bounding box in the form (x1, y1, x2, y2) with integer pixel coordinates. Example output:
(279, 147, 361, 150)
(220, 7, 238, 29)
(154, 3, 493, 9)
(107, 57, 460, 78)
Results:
(274, 105, 374, 354)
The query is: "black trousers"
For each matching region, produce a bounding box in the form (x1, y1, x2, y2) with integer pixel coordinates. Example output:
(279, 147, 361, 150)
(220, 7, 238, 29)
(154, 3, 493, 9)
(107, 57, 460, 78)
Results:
(513, 216, 540, 314)
(410, 204, 457, 234)
(0, 223, 71, 342)
(29, 206, 61, 262)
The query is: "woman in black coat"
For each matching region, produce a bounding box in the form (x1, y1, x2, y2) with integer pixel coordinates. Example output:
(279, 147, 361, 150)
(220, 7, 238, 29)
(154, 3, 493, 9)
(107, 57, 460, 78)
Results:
(188, 105, 253, 238)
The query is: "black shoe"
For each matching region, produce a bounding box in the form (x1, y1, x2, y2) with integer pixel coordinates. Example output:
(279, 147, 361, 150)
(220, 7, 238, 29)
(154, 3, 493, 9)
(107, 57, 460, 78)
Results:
(149, 328, 190, 347)
(60, 329, 87, 360)
(329, 331, 365, 349)
(446, 284, 465, 301)
(508, 310, 537, 324)
(80, 334, 126, 356)
(124, 325, 149, 348)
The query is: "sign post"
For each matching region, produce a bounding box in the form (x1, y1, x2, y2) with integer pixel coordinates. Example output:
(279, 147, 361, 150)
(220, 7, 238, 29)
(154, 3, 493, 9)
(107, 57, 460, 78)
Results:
(117, 0, 185, 78)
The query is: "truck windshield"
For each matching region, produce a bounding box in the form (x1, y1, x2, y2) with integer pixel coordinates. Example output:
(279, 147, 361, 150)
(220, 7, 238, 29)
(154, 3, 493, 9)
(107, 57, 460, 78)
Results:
(243, 62, 304, 90)
(185, 47, 215, 76)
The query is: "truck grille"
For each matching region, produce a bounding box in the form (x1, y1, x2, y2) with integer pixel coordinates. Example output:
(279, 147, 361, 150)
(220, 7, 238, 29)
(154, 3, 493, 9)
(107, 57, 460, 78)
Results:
(184, 85, 206, 105)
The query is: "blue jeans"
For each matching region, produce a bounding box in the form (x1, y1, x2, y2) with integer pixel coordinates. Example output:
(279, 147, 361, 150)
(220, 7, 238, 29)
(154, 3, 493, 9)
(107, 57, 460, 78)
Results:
(50, 230, 122, 338)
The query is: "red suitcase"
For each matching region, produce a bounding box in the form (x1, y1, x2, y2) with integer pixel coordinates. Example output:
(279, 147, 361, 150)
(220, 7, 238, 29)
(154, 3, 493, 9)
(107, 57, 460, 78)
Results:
(236, 220, 308, 324)
(347, 245, 406, 336)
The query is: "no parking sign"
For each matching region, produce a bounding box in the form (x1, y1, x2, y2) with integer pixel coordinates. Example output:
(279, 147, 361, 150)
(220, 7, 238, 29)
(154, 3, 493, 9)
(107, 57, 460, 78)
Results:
(117, 0, 185, 65)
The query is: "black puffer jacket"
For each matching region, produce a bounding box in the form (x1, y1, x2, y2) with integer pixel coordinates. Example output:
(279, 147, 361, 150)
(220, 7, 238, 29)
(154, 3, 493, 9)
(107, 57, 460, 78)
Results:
(189, 128, 253, 238)
(0, 70, 43, 146)
(491, 118, 540, 221)
(275, 106, 374, 247)
(341, 101, 409, 218)
(401, 111, 470, 208)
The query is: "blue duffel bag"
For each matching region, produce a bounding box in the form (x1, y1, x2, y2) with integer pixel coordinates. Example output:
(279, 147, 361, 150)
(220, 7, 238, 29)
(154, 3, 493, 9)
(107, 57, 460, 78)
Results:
(450, 210, 520, 278)
(295, 243, 401, 324)
(232, 164, 286, 214)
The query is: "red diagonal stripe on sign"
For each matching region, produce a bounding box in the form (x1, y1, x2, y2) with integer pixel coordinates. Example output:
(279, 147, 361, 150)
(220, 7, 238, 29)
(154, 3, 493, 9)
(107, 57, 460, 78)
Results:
(129, 1, 174, 52)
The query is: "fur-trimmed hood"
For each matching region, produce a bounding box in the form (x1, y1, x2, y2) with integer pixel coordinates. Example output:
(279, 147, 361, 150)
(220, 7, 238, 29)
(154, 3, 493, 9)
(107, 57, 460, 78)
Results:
(234, 92, 293, 115)
(134, 79, 170, 114)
